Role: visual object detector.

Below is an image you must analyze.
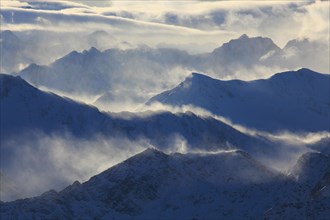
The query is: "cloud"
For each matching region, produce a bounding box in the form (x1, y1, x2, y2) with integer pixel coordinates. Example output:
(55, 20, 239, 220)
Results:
(1, 100, 328, 201)
(0, 5, 235, 53)
(2, 0, 328, 49)
(70, 0, 112, 7)
(1, 0, 329, 204)
(141, 102, 330, 145)
(100, 0, 329, 46)
(1, 0, 328, 75)
(3, 0, 89, 10)
(0, 131, 147, 201)
(141, 102, 329, 171)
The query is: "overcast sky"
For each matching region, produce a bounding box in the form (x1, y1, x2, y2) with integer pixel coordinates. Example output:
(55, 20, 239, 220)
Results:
(1, 0, 329, 48)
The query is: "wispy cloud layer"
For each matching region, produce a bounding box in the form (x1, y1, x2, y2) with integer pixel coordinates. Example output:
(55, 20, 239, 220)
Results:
(0, 131, 147, 201)
(1, 0, 329, 47)
(1, 0, 328, 77)
(1, 0, 329, 205)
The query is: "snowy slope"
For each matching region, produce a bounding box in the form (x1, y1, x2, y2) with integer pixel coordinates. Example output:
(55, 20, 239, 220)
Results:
(1, 148, 329, 219)
(288, 152, 330, 188)
(0, 73, 272, 153)
(147, 68, 330, 132)
(207, 34, 281, 70)
(306, 137, 330, 156)
(0, 73, 109, 140)
(265, 152, 330, 220)
(2, 74, 286, 200)
(16, 35, 280, 96)
(0, 30, 132, 73)
(18, 46, 192, 96)
(15, 34, 329, 108)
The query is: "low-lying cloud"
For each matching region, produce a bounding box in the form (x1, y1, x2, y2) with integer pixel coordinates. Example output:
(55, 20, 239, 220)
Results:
(1, 0, 329, 203)
(1, 104, 328, 201)
(141, 102, 328, 170)
(0, 131, 147, 201)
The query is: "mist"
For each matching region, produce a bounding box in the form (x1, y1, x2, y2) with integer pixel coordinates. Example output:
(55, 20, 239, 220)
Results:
(1, 101, 328, 201)
(1, 1, 329, 215)
(1, 0, 329, 75)
(0, 131, 148, 202)
(141, 102, 328, 171)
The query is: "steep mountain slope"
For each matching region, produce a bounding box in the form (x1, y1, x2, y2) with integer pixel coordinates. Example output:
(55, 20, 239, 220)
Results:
(1, 74, 284, 200)
(0, 30, 132, 73)
(288, 152, 330, 188)
(18, 46, 192, 96)
(16, 35, 279, 94)
(147, 68, 330, 132)
(266, 152, 330, 220)
(306, 137, 330, 156)
(16, 34, 328, 108)
(207, 34, 281, 70)
(0, 74, 269, 152)
(0, 148, 280, 219)
(0, 73, 109, 139)
(1, 148, 329, 219)
(18, 47, 112, 94)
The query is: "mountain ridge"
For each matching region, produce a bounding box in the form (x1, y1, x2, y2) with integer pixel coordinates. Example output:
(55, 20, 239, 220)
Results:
(15, 34, 330, 106)
(2, 73, 290, 200)
(147, 68, 330, 132)
(1, 148, 329, 219)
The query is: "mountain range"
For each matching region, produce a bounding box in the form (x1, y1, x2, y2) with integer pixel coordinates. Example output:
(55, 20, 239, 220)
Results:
(1, 148, 329, 219)
(7, 32, 328, 109)
(1, 69, 329, 203)
(1, 73, 272, 153)
(1, 73, 288, 201)
(1, 31, 330, 219)
(147, 68, 330, 132)
(0, 30, 131, 73)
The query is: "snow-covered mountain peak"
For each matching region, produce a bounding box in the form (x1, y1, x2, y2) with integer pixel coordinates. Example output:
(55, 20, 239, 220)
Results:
(5, 75, 285, 199)
(82, 46, 101, 55)
(284, 38, 310, 50)
(207, 34, 282, 69)
(269, 68, 325, 80)
(147, 69, 330, 132)
(294, 68, 329, 78)
(190, 72, 212, 80)
(0, 30, 19, 43)
(214, 34, 280, 54)
(85, 147, 277, 193)
(183, 72, 215, 86)
(55, 47, 102, 65)
(134, 148, 169, 160)
(238, 33, 249, 40)
(2, 145, 329, 219)
(118, 148, 170, 170)
(66, 50, 80, 58)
